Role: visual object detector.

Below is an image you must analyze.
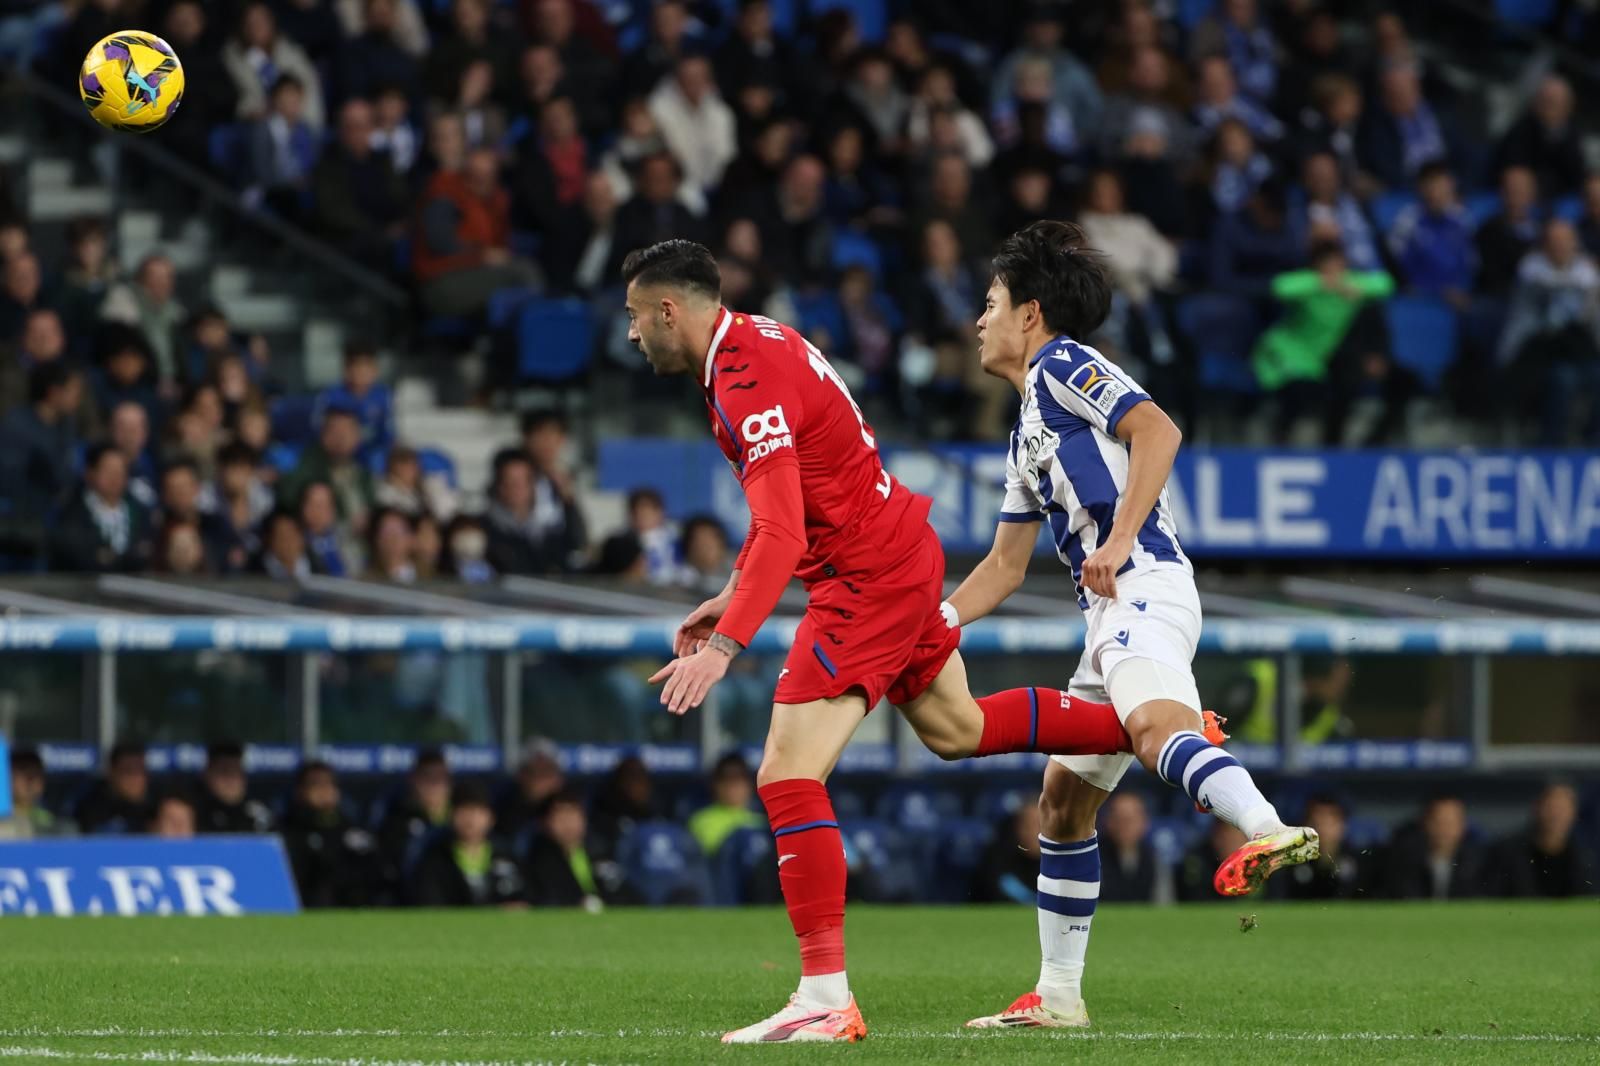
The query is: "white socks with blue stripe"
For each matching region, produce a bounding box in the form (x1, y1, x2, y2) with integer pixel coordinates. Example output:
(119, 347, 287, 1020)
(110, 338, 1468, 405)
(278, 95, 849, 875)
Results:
(1157, 730, 1285, 839)
(1036, 834, 1098, 1012)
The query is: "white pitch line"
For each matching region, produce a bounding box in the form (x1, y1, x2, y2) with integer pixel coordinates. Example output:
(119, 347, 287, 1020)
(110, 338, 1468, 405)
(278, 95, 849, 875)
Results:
(0, 1049, 561, 1066)
(2, 1028, 1596, 1046)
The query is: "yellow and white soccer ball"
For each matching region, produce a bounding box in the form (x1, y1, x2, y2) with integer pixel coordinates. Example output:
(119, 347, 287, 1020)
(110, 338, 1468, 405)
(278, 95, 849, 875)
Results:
(79, 30, 185, 132)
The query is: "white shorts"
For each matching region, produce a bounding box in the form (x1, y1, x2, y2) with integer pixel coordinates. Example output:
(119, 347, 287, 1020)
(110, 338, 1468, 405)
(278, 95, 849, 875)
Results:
(1052, 566, 1203, 792)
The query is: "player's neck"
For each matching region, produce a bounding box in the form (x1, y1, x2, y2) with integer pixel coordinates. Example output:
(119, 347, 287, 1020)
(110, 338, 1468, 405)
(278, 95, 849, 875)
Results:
(1009, 328, 1057, 392)
(684, 304, 726, 383)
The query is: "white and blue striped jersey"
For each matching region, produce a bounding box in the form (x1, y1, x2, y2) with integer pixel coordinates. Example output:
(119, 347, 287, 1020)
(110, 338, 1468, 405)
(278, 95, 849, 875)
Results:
(1000, 335, 1190, 608)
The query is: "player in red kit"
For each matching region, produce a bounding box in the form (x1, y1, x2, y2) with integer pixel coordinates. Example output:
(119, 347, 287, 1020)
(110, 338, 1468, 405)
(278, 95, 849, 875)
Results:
(621, 241, 1215, 1043)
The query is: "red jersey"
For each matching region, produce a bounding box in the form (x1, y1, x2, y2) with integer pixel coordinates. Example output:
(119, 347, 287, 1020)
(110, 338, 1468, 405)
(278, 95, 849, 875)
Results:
(700, 308, 932, 586)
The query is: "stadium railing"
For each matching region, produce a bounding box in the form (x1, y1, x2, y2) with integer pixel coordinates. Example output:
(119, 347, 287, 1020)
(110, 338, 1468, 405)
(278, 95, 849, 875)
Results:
(4, 612, 1598, 777)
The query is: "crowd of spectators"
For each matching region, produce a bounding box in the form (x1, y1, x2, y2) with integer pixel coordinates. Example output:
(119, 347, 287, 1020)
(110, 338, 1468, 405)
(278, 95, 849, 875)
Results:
(3, 742, 1596, 907)
(2, 0, 1597, 457)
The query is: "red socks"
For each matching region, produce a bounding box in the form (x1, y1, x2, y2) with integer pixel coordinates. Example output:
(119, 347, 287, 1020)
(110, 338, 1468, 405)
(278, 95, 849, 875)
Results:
(759, 779, 846, 976)
(975, 687, 1130, 757)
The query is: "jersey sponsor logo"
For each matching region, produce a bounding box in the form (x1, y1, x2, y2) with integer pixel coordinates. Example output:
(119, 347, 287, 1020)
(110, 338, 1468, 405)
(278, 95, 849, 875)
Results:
(1067, 361, 1130, 416)
(1017, 422, 1061, 494)
(741, 405, 791, 443)
(741, 405, 795, 462)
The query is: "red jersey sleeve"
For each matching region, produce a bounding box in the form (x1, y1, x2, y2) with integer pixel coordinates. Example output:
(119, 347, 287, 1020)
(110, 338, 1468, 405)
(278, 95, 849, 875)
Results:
(710, 348, 803, 487)
(715, 462, 806, 648)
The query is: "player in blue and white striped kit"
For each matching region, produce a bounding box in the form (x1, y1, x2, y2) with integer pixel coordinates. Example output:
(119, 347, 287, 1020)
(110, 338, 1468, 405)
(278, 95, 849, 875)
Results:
(945, 222, 1320, 1030)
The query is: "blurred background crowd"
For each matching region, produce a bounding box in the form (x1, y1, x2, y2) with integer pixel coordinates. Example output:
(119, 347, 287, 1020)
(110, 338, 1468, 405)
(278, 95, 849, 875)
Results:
(0, 0, 1598, 587)
(3, 741, 1596, 907)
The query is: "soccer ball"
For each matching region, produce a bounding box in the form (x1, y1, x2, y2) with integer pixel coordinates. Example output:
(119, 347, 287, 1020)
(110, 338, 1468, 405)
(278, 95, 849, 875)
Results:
(79, 30, 185, 132)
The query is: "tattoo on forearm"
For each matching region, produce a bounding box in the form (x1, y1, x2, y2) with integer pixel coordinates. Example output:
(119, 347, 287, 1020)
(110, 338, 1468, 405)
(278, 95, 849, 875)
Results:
(708, 632, 744, 658)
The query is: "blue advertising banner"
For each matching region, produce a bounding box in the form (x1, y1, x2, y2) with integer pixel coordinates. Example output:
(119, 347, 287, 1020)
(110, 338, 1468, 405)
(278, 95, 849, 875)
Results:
(0, 836, 300, 916)
(598, 442, 1600, 559)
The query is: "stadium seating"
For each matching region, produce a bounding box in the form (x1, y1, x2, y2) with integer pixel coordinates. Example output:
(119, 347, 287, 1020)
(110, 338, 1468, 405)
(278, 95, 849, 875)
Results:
(829, 230, 883, 279)
(874, 784, 963, 832)
(1385, 296, 1461, 391)
(1371, 191, 1420, 236)
(710, 825, 773, 906)
(920, 817, 993, 903)
(843, 818, 920, 901)
(1494, 0, 1558, 27)
(620, 821, 713, 906)
(1176, 293, 1261, 394)
(811, 0, 888, 42)
(515, 299, 595, 383)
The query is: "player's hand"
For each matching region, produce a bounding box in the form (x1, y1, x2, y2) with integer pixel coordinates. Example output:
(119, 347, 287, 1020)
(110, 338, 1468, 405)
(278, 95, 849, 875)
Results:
(649, 645, 732, 715)
(1080, 535, 1134, 600)
(674, 593, 731, 657)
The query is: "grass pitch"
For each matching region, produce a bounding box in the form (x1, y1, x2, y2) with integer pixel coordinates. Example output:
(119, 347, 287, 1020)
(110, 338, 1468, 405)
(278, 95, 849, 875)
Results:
(2, 903, 1597, 1064)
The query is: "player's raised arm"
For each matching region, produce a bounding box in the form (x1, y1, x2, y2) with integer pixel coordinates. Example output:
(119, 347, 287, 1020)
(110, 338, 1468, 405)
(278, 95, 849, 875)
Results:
(1079, 400, 1182, 600)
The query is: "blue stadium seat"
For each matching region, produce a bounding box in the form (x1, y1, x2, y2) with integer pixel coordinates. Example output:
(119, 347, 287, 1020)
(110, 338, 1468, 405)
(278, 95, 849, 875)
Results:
(791, 291, 848, 349)
(1464, 191, 1502, 228)
(921, 818, 993, 903)
(264, 442, 303, 476)
(874, 785, 962, 832)
(620, 821, 713, 905)
(830, 230, 883, 279)
(975, 786, 1035, 823)
(416, 447, 459, 489)
(1371, 191, 1419, 236)
(1553, 195, 1583, 223)
(711, 825, 772, 906)
(843, 818, 919, 900)
(269, 394, 319, 445)
(487, 286, 532, 331)
(208, 124, 246, 183)
(1176, 0, 1218, 29)
(1147, 816, 1199, 867)
(811, 0, 888, 43)
(1343, 815, 1388, 852)
(1385, 296, 1460, 391)
(515, 299, 595, 383)
(1495, 0, 1557, 26)
(1175, 292, 1261, 394)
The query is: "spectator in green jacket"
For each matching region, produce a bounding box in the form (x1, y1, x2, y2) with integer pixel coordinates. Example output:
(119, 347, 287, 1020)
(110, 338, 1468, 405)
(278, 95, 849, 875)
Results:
(1254, 242, 1397, 443)
(687, 753, 763, 857)
(278, 405, 375, 535)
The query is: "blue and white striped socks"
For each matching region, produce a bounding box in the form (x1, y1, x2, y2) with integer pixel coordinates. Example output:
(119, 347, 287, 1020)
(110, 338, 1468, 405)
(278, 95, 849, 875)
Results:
(1157, 730, 1284, 839)
(1036, 834, 1099, 1011)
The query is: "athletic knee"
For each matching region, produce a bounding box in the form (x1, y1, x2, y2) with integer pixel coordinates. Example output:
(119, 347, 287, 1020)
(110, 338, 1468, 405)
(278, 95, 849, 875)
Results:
(1125, 703, 1203, 773)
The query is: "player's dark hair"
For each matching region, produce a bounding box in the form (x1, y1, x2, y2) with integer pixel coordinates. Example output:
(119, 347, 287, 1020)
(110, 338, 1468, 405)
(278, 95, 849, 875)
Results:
(414, 748, 448, 774)
(990, 220, 1112, 339)
(538, 787, 586, 820)
(342, 338, 378, 363)
(490, 447, 534, 493)
(711, 751, 750, 780)
(270, 73, 303, 97)
(620, 239, 722, 301)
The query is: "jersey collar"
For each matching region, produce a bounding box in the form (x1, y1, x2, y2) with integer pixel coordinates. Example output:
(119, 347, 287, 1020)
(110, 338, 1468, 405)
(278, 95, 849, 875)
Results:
(1029, 334, 1071, 369)
(702, 307, 733, 388)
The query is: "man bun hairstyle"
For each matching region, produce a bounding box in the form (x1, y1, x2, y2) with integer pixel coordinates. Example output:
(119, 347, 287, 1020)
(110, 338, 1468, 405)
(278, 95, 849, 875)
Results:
(620, 239, 722, 301)
(990, 220, 1113, 340)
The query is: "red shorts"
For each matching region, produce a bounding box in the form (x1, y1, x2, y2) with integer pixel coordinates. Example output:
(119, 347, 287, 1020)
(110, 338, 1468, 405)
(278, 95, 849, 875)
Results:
(773, 523, 960, 708)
